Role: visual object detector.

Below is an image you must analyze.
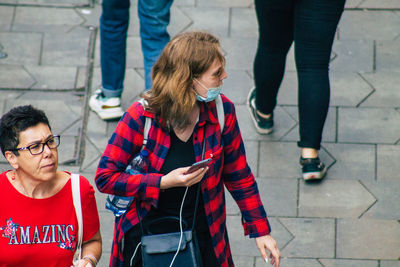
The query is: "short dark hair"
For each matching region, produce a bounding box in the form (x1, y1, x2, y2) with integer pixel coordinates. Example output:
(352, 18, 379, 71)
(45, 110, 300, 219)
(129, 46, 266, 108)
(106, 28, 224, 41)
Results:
(0, 105, 51, 156)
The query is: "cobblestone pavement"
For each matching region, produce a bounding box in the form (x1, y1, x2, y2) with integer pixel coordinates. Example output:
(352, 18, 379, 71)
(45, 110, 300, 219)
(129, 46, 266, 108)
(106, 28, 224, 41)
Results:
(1, 0, 400, 266)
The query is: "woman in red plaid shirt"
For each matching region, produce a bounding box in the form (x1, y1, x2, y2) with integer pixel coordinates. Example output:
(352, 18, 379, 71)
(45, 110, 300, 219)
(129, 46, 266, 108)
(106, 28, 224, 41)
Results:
(95, 31, 280, 267)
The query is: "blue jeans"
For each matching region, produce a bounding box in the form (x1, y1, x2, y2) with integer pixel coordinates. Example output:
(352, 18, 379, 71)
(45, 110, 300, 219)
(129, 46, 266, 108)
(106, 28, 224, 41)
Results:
(253, 0, 345, 150)
(100, 0, 173, 97)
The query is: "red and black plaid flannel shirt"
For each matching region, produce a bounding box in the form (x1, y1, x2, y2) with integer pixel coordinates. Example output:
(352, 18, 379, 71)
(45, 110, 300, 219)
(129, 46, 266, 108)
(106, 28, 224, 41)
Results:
(95, 94, 271, 267)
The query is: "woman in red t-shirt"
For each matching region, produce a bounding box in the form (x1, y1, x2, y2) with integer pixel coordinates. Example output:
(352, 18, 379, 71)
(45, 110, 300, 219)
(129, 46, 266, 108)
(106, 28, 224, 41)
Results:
(0, 105, 102, 267)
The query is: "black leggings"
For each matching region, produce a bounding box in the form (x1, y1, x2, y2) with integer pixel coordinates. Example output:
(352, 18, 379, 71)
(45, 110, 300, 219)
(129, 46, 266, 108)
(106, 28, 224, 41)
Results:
(253, 0, 345, 149)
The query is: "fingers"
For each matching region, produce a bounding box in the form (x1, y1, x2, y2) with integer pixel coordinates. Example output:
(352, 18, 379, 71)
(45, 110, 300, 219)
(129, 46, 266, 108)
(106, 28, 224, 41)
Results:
(162, 166, 208, 189)
(255, 235, 280, 266)
(184, 167, 208, 187)
(256, 241, 269, 263)
(270, 246, 280, 266)
(269, 244, 280, 266)
(255, 237, 269, 261)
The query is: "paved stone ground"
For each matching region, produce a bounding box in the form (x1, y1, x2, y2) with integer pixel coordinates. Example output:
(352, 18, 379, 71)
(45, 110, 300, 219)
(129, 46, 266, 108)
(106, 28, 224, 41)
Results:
(1, 0, 400, 266)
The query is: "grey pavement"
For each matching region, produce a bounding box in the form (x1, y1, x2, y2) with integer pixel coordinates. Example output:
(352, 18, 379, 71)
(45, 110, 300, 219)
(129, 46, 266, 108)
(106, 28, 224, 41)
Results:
(1, 0, 400, 266)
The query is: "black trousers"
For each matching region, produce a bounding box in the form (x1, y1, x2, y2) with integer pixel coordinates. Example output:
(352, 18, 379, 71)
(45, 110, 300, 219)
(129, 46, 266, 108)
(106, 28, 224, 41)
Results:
(253, 0, 345, 149)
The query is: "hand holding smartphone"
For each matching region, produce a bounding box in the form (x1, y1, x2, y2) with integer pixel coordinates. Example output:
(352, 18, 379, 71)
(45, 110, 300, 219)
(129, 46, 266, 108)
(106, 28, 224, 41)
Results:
(184, 158, 212, 174)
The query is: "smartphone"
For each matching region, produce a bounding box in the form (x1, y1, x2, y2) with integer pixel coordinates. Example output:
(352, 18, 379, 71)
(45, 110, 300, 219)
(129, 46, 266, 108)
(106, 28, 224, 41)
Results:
(185, 158, 212, 174)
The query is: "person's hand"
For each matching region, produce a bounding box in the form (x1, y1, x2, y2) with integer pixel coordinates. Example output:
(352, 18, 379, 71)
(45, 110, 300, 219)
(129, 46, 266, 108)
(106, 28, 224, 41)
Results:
(160, 166, 208, 189)
(71, 259, 93, 267)
(255, 235, 280, 266)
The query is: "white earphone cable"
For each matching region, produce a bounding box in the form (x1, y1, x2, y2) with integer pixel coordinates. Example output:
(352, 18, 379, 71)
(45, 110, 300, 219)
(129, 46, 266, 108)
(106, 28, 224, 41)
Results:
(130, 241, 142, 267)
(169, 186, 189, 267)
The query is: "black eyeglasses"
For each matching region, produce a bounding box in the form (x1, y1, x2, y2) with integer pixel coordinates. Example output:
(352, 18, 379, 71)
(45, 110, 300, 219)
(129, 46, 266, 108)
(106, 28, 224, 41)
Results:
(12, 135, 61, 155)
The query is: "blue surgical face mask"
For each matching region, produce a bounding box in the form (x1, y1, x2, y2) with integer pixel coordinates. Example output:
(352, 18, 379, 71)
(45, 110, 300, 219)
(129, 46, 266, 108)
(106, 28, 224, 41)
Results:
(194, 79, 222, 102)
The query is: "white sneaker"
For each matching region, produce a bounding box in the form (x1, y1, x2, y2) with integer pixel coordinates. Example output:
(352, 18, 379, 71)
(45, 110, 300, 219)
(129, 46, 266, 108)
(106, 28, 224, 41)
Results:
(89, 89, 124, 120)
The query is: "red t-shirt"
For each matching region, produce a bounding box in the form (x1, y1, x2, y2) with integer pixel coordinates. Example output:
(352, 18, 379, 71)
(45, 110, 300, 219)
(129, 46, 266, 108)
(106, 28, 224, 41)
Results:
(0, 171, 100, 267)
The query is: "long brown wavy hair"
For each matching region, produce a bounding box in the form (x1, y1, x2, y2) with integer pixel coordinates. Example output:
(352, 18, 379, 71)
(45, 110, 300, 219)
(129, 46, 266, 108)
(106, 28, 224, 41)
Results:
(142, 31, 225, 129)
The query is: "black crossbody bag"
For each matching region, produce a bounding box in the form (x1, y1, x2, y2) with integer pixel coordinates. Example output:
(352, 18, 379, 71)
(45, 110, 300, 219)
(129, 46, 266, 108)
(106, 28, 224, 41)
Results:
(138, 131, 206, 267)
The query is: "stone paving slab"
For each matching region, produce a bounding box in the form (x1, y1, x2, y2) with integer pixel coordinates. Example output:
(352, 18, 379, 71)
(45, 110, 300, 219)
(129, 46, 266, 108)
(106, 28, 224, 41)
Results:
(375, 41, 400, 73)
(0, 65, 35, 89)
(226, 214, 261, 257)
(339, 10, 400, 41)
(180, 7, 230, 38)
(0, 6, 13, 31)
(197, 0, 251, 8)
(258, 142, 335, 179)
(361, 180, 400, 220)
(98, 252, 111, 267)
(0, 29, 92, 89)
(272, 71, 374, 108)
(0, 32, 42, 65)
(90, 67, 144, 109)
(359, 72, 400, 107)
(256, 178, 298, 217)
(0, 164, 11, 174)
(167, 6, 193, 37)
(358, 0, 400, 9)
(319, 259, 378, 267)
(230, 7, 258, 38)
(330, 72, 375, 107)
(62, 119, 82, 137)
(222, 69, 253, 105)
(227, 216, 292, 257)
(237, 104, 297, 142)
(26, 65, 78, 90)
(298, 179, 376, 218)
(0, 0, 90, 6)
(322, 143, 376, 180)
(13, 6, 84, 33)
(76, 66, 87, 89)
(337, 218, 400, 260)
(345, 0, 364, 8)
(258, 142, 302, 179)
(81, 136, 102, 172)
(86, 111, 109, 151)
(275, 71, 298, 106)
(377, 145, 400, 181)
(283, 45, 297, 72)
(242, 140, 259, 177)
(279, 218, 335, 258)
(229, 256, 254, 267)
(281, 106, 337, 143)
(0, 91, 22, 102)
(98, 210, 114, 252)
(221, 37, 257, 70)
(381, 261, 400, 267)
(330, 40, 374, 73)
(338, 107, 400, 144)
(173, 0, 195, 6)
(42, 28, 92, 67)
(78, 4, 102, 28)
(256, 257, 323, 267)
